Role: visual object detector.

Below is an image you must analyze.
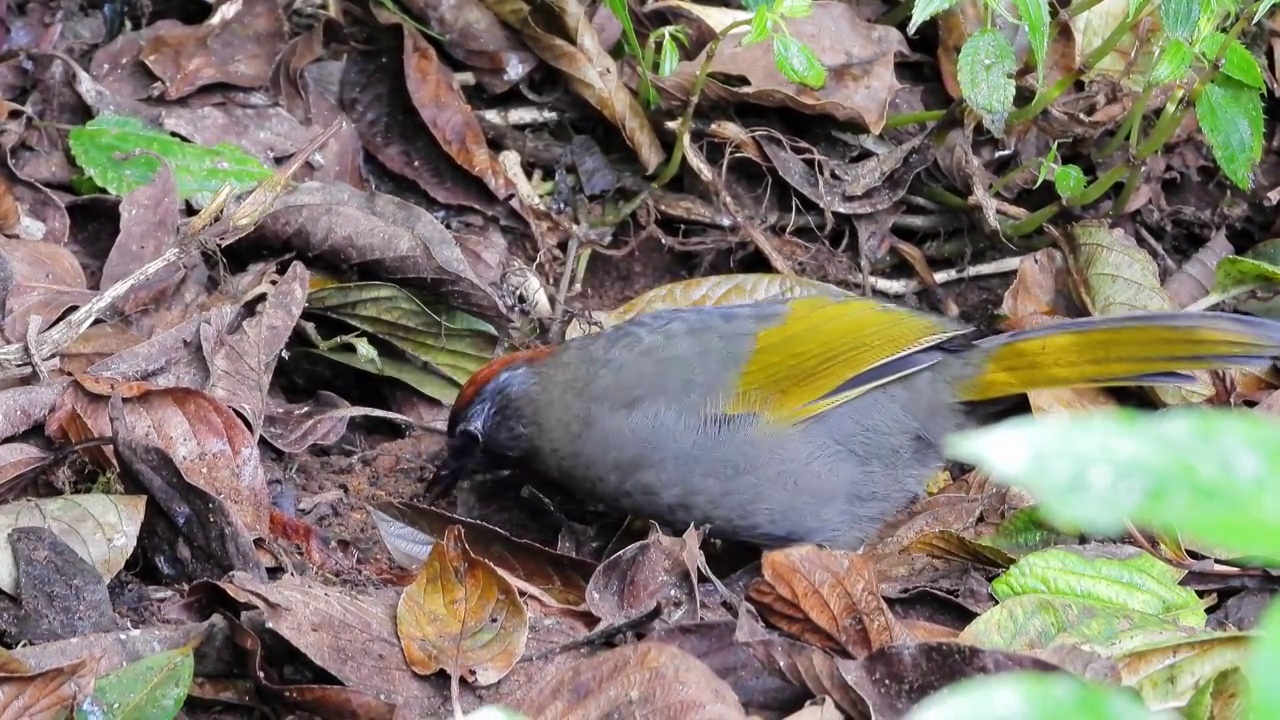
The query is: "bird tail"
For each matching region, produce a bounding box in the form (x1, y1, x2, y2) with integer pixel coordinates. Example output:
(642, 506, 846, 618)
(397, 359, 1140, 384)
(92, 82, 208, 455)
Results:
(954, 312, 1280, 402)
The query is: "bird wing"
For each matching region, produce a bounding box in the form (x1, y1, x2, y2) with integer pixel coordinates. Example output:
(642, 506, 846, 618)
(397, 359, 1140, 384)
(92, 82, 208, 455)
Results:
(726, 295, 971, 425)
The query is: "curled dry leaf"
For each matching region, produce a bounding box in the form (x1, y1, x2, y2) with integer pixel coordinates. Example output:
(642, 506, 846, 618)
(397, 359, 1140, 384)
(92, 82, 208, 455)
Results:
(566, 273, 850, 338)
(254, 181, 509, 324)
(0, 654, 98, 719)
(750, 545, 910, 658)
(397, 525, 529, 686)
(483, 0, 665, 173)
(585, 528, 700, 625)
(1069, 221, 1215, 405)
(372, 501, 596, 607)
(0, 494, 145, 597)
(655, 2, 908, 132)
(517, 642, 747, 719)
(397, 0, 539, 93)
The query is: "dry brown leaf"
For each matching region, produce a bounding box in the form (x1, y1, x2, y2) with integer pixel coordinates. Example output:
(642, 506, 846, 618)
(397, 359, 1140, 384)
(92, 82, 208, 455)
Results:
(397, 525, 529, 686)
(483, 0, 665, 173)
(0, 654, 97, 719)
(750, 545, 910, 658)
(0, 237, 91, 343)
(0, 175, 20, 235)
(397, 0, 539, 93)
(518, 642, 747, 719)
(139, 0, 288, 99)
(656, 2, 907, 132)
(99, 163, 185, 317)
(906, 530, 1017, 569)
(585, 528, 699, 625)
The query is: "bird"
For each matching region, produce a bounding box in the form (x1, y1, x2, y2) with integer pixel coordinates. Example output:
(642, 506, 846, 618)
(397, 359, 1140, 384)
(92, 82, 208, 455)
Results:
(428, 293, 1280, 549)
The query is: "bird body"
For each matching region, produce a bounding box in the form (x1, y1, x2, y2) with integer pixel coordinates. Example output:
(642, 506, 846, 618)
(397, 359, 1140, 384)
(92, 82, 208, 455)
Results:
(436, 294, 1280, 549)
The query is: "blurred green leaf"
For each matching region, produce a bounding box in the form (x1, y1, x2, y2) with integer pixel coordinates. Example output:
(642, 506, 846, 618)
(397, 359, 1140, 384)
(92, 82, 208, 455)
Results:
(1160, 0, 1200, 38)
(304, 348, 462, 404)
(1200, 33, 1266, 90)
(944, 409, 1280, 560)
(908, 0, 961, 34)
(1012, 0, 1051, 82)
(1213, 255, 1280, 293)
(982, 508, 1078, 557)
(1150, 38, 1193, 86)
(904, 671, 1164, 720)
(744, 7, 772, 44)
(773, 0, 812, 18)
(1053, 164, 1087, 199)
(1247, 599, 1280, 718)
(961, 594, 1184, 650)
(68, 114, 271, 205)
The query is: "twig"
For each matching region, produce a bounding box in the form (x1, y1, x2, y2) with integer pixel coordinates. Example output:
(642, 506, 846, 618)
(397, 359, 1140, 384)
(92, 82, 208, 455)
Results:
(853, 255, 1025, 296)
(521, 604, 664, 663)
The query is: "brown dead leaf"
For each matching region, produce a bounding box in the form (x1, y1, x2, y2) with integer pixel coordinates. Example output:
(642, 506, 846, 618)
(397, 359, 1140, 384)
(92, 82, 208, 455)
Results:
(0, 654, 97, 719)
(398, 0, 539, 93)
(139, 0, 288, 99)
(906, 530, 1017, 569)
(253, 181, 509, 323)
(750, 545, 910, 658)
(373, 501, 596, 607)
(518, 642, 747, 719)
(401, 26, 515, 203)
(263, 392, 412, 453)
(0, 175, 20, 235)
(340, 42, 506, 215)
(585, 527, 700, 625)
(99, 162, 183, 312)
(397, 525, 528, 686)
(0, 237, 91, 342)
(0, 443, 48, 497)
(484, 0, 665, 173)
(159, 104, 313, 165)
(656, 2, 907, 132)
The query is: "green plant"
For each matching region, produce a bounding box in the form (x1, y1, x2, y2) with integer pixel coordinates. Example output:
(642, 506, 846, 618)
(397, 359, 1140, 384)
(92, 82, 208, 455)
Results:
(909, 0, 1269, 237)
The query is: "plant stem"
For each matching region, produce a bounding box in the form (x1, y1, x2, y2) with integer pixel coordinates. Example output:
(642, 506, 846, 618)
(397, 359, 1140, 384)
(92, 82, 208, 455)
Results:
(1004, 163, 1128, 236)
(882, 109, 947, 130)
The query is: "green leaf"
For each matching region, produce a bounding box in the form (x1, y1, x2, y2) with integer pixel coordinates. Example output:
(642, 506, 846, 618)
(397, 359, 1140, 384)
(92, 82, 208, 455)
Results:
(1149, 38, 1194, 86)
(1196, 77, 1264, 191)
(944, 409, 1280, 560)
(992, 548, 1204, 628)
(658, 36, 681, 76)
(772, 0, 812, 19)
(1112, 631, 1254, 709)
(1213, 255, 1280, 293)
(743, 7, 772, 44)
(1255, 0, 1280, 22)
(79, 647, 193, 720)
(742, 0, 770, 9)
(1052, 164, 1086, 199)
(1160, 0, 1200, 38)
(305, 282, 499, 385)
(1247, 599, 1280, 719)
(908, 0, 961, 35)
(903, 671, 1160, 720)
(1199, 33, 1266, 90)
(961, 594, 1184, 650)
(956, 29, 1016, 133)
(981, 507, 1075, 557)
(303, 348, 462, 403)
(67, 114, 272, 206)
(772, 35, 826, 89)
(1012, 0, 1051, 82)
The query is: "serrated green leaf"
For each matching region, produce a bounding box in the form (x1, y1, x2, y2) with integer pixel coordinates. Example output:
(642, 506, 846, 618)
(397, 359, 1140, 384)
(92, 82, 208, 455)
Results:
(1213, 255, 1280, 293)
(1052, 164, 1087, 199)
(773, 0, 811, 18)
(772, 35, 826, 89)
(1150, 38, 1194, 86)
(981, 507, 1077, 557)
(960, 594, 1184, 650)
(1196, 77, 1264, 191)
(743, 8, 772, 44)
(908, 0, 961, 35)
(992, 548, 1204, 627)
(944, 409, 1280, 560)
(957, 29, 1016, 133)
(67, 114, 272, 205)
(1160, 0, 1200, 38)
(1200, 33, 1266, 90)
(1012, 0, 1051, 82)
(79, 647, 193, 720)
(904, 671, 1160, 720)
(1247, 599, 1280, 718)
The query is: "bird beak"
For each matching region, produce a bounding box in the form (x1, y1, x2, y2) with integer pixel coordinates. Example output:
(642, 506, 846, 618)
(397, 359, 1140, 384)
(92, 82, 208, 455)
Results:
(423, 430, 481, 504)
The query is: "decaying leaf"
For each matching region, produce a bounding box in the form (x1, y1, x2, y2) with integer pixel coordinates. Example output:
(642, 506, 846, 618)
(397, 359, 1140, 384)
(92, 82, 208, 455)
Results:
(0, 494, 145, 597)
(397, 525, 529, 686)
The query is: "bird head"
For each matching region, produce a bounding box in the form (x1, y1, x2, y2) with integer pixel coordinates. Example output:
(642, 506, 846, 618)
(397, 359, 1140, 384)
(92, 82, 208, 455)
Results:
(429, 347, 553, 498)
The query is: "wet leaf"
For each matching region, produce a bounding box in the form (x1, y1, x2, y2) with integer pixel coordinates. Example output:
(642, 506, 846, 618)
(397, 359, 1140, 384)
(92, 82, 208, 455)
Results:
(772, 35, 826, 89)
(397, 525, 528, 685)
(957, 29, 1015, 132)
(83, 646, 193, 720)
(68, 115, 272, 205)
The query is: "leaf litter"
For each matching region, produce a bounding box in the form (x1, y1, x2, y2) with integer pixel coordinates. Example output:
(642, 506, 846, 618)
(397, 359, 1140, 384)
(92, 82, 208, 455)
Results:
(0, 0, 1273, 717)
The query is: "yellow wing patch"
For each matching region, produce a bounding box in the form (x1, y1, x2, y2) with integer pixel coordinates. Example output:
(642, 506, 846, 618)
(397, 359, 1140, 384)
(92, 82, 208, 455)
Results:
(727, 296, 968, 425)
